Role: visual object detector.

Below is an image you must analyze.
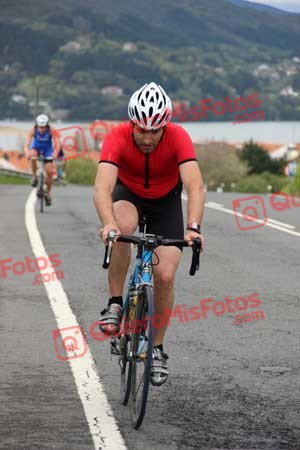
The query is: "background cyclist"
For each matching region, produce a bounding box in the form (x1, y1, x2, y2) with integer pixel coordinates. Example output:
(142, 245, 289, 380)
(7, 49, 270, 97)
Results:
(24, 114, 59, 206)
(94, 82, 205, 386)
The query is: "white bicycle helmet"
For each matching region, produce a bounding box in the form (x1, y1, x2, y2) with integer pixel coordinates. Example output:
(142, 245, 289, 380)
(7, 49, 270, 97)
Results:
(36, 114, 49, 126)
(128, 82, 172, 130)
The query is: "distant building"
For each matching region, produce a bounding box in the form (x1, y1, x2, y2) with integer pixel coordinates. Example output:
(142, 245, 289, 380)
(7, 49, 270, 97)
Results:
(51, 109, 70, 120)
(285, 66, 298, 77)
(28, 100, 50, 109)
(122, 42, 137, 52)
(60, 41, 81, 52)
(269, 143, 300, 160)
(214, 67, 224, 74)
(101, 86, 123, 96)
(253, 64, 280, 80)
(11, 94, 27, 104)
(280, 86, 299, 97)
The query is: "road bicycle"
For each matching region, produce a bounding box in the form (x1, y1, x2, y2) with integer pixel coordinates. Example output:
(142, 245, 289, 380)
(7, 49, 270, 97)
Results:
(31, 156, 54, 213)
(102, 217, 201, 429)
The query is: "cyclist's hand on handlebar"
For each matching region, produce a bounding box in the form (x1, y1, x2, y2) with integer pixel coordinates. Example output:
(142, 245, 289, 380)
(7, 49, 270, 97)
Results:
(184, 230, 205, 252)
(99, 224, 121, 244)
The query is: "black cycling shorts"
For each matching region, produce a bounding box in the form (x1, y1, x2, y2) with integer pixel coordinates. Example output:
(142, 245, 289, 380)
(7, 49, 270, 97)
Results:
(112, 179, 184, 249)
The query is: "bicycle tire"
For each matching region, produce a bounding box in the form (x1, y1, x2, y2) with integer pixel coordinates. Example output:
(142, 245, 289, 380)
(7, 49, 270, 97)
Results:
(130, 284, 153, 429)
(40, 172, 44, 213)
(120, 300, 132, 405)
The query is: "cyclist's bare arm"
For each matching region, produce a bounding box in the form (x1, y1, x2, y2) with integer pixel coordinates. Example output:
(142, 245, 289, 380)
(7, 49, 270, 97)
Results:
(179, 160, 205, 225)
(51, 128, 60, 156)
(24, 127, 35, 158)
(179, 160, 206, 250)
(94, 163, 120, 241)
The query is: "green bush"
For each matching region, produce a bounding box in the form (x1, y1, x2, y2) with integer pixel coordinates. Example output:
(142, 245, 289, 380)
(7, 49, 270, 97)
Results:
(196, 144, 248, 191)
(292, 163, 300, 193)
(235, 172, 288, 194)
(65, 158, 98, 185)
(259, 172, 287, 192)
(235, 175, 269, 193)
(283, 163, 300, 195)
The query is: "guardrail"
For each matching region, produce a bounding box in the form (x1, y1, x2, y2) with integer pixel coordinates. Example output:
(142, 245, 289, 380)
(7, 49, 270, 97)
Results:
(0, 168, 67, 186)
(0, 168, 31, 178)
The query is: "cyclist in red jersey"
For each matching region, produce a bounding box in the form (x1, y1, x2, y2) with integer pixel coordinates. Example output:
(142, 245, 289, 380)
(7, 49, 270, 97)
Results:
(94, 82, 205, 386)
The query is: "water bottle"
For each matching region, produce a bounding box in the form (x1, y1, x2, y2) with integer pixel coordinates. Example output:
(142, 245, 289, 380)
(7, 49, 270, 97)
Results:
(129, 287, 138, 322)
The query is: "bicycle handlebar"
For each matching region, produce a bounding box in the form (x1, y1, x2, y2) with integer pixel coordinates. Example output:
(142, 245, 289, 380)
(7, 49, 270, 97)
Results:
(102, 231, 201, 276)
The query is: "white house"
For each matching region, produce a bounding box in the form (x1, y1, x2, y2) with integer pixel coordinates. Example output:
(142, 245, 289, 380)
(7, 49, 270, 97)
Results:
(270, 144, 299, 160)
(280, 86, 299, 97)
(101, 86, 123, 96)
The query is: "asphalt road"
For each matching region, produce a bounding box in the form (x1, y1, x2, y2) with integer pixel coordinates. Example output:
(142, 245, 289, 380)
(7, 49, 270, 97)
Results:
(1, 184, 300, 450)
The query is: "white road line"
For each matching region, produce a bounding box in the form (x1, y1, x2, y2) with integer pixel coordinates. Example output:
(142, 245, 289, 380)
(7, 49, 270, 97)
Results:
(266, 218, 295, 229)
(25, 190, 127, 450)
(181, 193, 300, 237)
(205, 201, 224, 208)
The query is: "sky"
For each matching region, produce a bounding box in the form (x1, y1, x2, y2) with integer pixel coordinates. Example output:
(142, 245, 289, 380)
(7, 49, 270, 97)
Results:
(246, 0, 300, 12)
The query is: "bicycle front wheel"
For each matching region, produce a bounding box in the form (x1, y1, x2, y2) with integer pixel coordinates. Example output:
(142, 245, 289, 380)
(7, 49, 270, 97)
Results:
(120, 300, 132, 405)
(130, 284, 153, 429)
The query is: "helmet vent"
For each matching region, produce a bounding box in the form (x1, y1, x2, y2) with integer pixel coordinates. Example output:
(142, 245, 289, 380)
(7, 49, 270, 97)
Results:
(128, 82, 172, 130)
(152, 113, 159, 125)
(142, 111, 147, 126)
(134, 106, 140, 120)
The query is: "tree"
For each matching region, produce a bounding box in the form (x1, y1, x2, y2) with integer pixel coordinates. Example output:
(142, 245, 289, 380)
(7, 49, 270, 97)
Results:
(239, 140, 284, 175)
(196, 143, 248, 190)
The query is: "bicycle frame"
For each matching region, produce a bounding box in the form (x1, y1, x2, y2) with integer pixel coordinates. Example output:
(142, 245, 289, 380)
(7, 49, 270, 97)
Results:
(122, 245, 153, 353)
(32, 156, 53, 187)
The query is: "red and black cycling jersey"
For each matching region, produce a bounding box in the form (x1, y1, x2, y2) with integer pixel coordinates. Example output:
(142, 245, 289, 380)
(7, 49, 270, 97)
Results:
(99, 122, 197, 199)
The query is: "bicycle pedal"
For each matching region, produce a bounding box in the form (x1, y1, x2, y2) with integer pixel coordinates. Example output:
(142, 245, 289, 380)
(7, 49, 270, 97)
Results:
(110, 337, 120, 355)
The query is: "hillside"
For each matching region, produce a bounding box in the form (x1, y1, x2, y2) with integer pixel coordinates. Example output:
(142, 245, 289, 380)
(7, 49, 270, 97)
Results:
(1, 0, 300, 120)
(224, 0, 291, 14)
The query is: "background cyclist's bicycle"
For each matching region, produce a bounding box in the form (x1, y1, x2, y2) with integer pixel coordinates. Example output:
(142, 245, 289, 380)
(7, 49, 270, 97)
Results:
(31, 156, 54, 213)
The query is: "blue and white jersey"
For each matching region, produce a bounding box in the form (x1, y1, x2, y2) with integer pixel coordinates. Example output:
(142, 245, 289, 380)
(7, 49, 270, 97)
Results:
(31, 126, 54, 156)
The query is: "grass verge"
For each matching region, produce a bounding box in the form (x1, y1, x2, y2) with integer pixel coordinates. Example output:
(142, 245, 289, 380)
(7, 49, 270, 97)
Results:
(65, 158, 98, 185)
(0, 173, 30, 185)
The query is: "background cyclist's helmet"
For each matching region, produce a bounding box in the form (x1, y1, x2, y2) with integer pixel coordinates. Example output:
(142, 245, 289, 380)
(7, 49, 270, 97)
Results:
(36, 114, 49, 127)
(128, 82, 172, 130)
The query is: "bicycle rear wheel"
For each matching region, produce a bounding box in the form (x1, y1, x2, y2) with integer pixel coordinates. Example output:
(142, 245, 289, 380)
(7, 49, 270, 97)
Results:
(39, 172, 44, 213)
(130, 284, 153, 429)
(120, 300, 132, 405)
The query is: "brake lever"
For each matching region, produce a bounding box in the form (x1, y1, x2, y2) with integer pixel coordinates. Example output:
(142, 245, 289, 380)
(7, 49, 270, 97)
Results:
(102, 230, 116, 269)
(189, 237, 201, 276)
